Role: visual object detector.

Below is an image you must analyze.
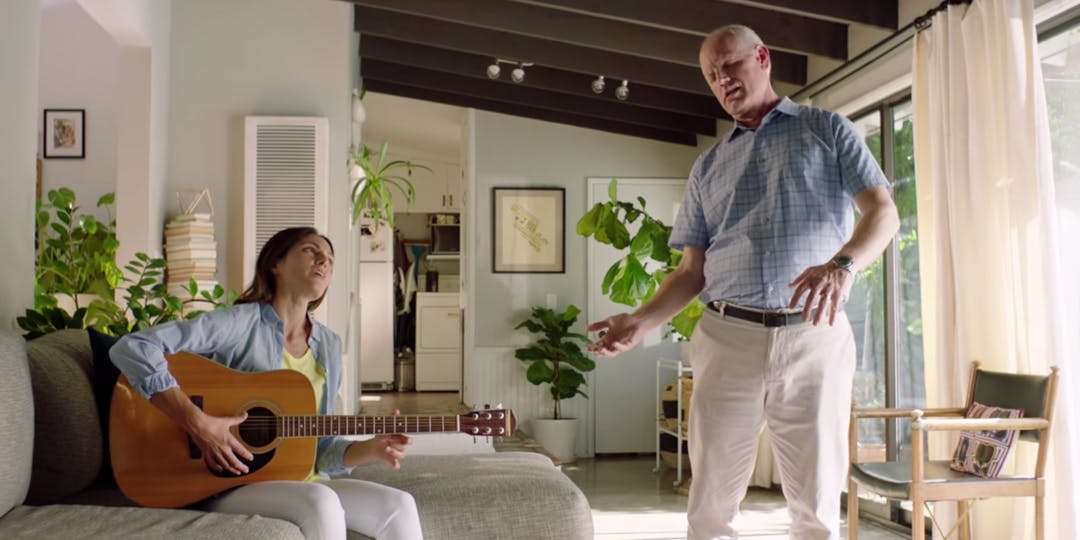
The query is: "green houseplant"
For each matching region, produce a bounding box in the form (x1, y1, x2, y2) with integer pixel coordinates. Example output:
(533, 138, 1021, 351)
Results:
(576, 178, 704, 340)
(348, 142, 429, 229)
(34, 188, 121, 310)
(514, 304, 595, 464)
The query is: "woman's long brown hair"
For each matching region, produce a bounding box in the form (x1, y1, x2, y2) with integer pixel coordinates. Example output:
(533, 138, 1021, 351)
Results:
(235, 227, 335, 312)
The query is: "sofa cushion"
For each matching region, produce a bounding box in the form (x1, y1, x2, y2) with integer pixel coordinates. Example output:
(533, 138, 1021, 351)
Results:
(87, 328, 122, 486)
(344, 452, 593, 540)
(0, 504, 303, 539)
(24, 329, 102, 505)
(0, 330, 34, 516)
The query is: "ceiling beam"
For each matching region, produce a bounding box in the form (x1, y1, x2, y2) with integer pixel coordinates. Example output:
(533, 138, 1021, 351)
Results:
(350, 2, 807, 86)
(513, 0, 847, 60)
(362, 60, 717, 136)
(359, 36, 729, 120)
(735, 0, 898, 30)
(364, 80, 698, 146)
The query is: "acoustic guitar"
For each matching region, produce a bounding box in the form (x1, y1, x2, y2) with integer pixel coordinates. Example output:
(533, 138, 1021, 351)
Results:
(110, 351, 516, 508)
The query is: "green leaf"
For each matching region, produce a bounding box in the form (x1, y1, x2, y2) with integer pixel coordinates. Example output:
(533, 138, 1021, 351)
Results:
(576, 204, 601, 237)
(526, 360, 555, 385)
(607, 178, 619, 203)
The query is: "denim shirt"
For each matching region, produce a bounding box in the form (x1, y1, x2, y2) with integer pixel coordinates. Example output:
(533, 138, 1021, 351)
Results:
(110, 302, 352, 476)
(670, 97, 889, 309)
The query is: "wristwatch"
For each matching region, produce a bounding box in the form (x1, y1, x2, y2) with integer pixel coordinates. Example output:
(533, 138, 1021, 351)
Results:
(830, 254, 855, 273)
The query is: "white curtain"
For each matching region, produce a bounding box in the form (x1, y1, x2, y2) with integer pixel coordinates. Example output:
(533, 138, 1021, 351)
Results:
(912, 0, 1078, 539)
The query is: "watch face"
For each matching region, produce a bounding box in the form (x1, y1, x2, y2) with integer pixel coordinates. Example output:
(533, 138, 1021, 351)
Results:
(832, 255, 854, 269)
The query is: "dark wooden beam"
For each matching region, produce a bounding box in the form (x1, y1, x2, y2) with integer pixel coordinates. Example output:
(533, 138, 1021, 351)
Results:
(737, 0, 898, 30)
(360, 36, 729, 120)
(362, 60, 717, 136)
(364, 80, 698, 146)
(515, 0, 848, 60)
(351, 2, 807, 86)
(354, 6, 712, 95)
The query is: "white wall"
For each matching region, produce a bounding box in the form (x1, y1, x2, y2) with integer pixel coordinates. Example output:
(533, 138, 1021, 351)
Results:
(464, 110, 718, 456)
(167, 0, 355, 386)
(38, 1, 119, 218)
(0, 0, 40, 329)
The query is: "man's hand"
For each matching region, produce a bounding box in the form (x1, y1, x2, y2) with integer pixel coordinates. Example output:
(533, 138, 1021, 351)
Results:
(788, 263, 854, 326)
(587, 313, 646, 357)
(187, 411, 254, 476)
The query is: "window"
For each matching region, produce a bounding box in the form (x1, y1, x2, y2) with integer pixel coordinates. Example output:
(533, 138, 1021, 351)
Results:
(848, 96, 927, 524)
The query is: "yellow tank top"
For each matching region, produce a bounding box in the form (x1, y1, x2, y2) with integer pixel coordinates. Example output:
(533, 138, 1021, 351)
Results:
(282, 348, 326, 482)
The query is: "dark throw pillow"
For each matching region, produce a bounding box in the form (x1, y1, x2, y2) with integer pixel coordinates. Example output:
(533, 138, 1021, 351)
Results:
(87, 328, 122, 486)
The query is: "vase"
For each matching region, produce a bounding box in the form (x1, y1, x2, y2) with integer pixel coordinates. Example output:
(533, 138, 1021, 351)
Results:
(530, 417, 579, 464)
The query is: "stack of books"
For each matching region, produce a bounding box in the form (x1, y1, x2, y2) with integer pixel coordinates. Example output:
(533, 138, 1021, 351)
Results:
(164, 213, 218, 313)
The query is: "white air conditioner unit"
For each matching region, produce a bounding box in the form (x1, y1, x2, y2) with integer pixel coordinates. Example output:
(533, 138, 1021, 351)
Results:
(243, 116, 329, 319)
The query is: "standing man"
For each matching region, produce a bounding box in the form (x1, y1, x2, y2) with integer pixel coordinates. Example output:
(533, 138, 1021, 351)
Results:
(588, 25, 899, 540)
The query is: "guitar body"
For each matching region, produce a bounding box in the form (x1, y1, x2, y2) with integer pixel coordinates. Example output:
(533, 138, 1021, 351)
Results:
(110, 352, 318, 508)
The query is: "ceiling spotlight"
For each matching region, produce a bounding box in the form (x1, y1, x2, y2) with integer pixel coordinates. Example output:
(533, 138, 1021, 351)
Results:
(511, 65, 526, 83)
(486, 61, 501, 80)
(591, 75, 605, 94)
(615, 80, 630, 101)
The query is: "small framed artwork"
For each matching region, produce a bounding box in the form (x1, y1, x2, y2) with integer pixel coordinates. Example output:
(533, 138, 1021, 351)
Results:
(43, 109, 85, 159)
(492, 187, 565, 273)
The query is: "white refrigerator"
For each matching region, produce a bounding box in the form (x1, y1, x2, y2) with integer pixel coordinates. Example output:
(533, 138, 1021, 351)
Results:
(356, 223, 395, 391)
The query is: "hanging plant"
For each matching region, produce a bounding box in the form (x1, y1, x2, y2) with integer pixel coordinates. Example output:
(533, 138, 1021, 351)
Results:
(347, 142, 429, 230)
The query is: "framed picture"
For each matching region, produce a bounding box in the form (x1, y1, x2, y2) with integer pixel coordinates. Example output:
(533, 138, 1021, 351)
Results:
(492, 187, 565, 273)
(43, 109, 85, 159)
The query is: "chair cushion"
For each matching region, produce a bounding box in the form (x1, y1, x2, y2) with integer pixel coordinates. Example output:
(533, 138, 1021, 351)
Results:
(851, 460, 973, 499)
(24, 329, 102, 504)
(344, 452, 593, 540)
(949, 401, 1023, 477)
(87, 328, 122, 486)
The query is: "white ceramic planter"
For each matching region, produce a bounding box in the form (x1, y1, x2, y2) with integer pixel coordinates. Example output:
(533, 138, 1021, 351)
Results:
(531, 417, 579, 464)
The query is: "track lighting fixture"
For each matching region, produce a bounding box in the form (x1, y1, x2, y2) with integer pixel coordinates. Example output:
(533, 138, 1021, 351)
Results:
(591, 75, 605, 94)
(614, 80, 630, 101)
(485, 59, 532, 83)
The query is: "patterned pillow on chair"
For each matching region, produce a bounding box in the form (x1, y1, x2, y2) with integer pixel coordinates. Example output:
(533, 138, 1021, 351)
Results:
(949, 401, 1024, 478)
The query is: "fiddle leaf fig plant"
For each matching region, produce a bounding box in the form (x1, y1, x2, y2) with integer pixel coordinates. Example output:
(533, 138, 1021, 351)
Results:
(577, 178, 703, 339)
(514, 304, 596, 420)
(348, 142, 429, 230)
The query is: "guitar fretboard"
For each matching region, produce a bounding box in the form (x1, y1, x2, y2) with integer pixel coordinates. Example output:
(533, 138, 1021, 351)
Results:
(278, 415, 460, 438)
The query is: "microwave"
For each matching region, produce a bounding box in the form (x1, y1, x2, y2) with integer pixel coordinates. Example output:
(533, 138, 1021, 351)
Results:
(430, 223, 460, 254)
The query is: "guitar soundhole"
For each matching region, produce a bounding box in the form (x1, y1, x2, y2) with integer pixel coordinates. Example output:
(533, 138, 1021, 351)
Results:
(207, 407, 277, 478)
(238, 406, 278, 447)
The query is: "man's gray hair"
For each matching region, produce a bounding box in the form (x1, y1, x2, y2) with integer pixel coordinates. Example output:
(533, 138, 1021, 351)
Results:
(704, 24, 765, 50)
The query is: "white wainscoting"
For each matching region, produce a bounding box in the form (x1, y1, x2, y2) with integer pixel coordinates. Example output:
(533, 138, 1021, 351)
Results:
(463, 346, 594, 459)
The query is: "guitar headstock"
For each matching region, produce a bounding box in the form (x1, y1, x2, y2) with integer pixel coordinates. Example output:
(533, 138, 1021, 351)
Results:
(459, 408, 516, 437)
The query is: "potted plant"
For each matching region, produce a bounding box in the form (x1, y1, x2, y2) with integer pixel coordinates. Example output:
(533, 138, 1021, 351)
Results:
(34, 188, 122, 312)
(347, 142, 429, 230)
(576, 178, 704, 345)
(514, 304, 595, 463)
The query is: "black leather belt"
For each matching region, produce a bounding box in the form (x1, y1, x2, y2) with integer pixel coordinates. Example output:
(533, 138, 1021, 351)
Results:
(708, 302, 803, 327)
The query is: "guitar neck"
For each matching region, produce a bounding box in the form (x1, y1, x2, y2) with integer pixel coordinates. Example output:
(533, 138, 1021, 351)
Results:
(278, 414, 461, 438)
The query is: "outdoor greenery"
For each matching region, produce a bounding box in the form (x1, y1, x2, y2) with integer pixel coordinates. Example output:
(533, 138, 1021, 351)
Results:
(513, 304, 596, 420)
(34, 188, 121, 310)
(576, 178, 703, 339)
(348, 142, 428, 230)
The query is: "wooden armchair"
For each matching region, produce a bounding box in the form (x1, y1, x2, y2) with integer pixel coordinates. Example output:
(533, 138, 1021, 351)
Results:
(847, 362, 1059, 540)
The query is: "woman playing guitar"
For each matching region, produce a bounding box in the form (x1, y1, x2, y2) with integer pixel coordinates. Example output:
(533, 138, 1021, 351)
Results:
(111, 227, 422, 540)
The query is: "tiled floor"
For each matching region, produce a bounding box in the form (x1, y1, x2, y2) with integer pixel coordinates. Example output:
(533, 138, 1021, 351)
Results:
(374, 391, 907, 540)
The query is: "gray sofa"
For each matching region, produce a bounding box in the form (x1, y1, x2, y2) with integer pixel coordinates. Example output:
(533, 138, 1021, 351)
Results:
(0, 329, 593, 539)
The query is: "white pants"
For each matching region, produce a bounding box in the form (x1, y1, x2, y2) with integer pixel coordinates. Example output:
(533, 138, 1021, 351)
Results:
(686, 305, 855, 540)
(201, 478, 423, 540)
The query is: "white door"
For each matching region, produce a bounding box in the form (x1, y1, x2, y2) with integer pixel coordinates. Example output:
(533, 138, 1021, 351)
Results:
(588, 178, 686, 454)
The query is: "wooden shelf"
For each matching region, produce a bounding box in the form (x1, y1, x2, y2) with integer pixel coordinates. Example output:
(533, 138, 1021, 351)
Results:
(427, 253, 460, 261)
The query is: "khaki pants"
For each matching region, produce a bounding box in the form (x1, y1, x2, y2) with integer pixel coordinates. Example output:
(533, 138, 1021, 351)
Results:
(686, 304, 856, 540)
